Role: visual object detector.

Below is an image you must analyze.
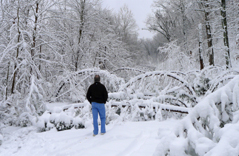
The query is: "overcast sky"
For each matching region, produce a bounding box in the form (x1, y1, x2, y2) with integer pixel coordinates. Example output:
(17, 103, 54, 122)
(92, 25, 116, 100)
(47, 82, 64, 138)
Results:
(102, 0, 155, 39)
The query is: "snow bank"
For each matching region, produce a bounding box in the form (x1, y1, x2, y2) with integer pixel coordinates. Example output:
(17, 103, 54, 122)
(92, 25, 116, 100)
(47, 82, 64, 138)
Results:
(154, 75, 239, 156)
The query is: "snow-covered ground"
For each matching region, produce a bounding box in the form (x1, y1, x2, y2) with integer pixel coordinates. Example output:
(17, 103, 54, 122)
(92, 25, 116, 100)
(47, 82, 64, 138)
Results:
(0, 118, 176, 156)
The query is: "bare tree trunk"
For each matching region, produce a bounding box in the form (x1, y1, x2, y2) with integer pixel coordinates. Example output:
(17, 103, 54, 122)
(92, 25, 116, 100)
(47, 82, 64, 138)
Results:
(29, 1, 39, 76)
(204, 0, 214, 66)
(198, 23, 204, 70)
(0, 0, 4, 22)
(5, 62, 10, 99)
(32, 1, 39, 57)
(75, 0, 85, 71)
(179, 0, 188, 54)
(39, 44, 42, 71)
(93, 52, 98, 67)
(11, 6, 20, 94)
(221, 0, 231, 69)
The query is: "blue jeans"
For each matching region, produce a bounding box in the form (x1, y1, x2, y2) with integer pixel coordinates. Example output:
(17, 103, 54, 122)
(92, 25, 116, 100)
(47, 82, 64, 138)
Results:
(92, 102, 106, 135)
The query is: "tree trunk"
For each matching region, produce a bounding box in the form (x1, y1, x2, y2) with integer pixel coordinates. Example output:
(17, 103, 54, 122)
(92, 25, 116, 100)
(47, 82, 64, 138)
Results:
(1, 0, 4, 21)
(75, 0, 85, 71)
(11, 6, 20, 94)
(221, 0, 231, 69)
(32, 1, 39, 57)
(180, 0, 188, 54)
(5, 62, 10, 99)
(198, 23, 204, 70)
(30, 1, 39, 76)
(204, 0, 214, 66)
(39, 44, 42, 71)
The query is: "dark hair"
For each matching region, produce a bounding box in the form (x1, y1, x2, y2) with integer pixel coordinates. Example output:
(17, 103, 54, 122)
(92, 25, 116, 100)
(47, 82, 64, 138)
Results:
(94, 75, 100, 82)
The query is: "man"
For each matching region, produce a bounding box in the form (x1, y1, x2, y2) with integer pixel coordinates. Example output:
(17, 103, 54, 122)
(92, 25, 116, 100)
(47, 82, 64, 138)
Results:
(86, 75, 108, 136)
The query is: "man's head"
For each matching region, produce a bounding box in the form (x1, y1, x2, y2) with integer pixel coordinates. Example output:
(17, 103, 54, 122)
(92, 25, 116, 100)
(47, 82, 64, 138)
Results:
(94, 75, 100, 82)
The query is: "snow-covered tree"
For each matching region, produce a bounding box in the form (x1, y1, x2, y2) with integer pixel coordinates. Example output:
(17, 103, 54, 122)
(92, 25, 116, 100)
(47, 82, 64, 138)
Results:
(0, 0, 60, 125)
(146, 0, 238, 70)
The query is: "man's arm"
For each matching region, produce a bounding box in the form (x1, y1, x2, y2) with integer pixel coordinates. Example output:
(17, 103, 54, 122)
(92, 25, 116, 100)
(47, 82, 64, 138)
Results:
(86, 86, 92, 104)
(103, 86, 108, 103)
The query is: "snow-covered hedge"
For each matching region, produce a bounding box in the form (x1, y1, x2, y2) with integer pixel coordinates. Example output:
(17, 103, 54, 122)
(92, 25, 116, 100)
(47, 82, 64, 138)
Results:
(154, 75, 239, 156)
(37, 104, 88, 132)
(37, 111, 85, 132)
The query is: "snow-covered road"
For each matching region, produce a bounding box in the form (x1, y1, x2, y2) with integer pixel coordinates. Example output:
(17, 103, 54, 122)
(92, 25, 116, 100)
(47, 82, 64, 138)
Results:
(0, 120, 174, 156)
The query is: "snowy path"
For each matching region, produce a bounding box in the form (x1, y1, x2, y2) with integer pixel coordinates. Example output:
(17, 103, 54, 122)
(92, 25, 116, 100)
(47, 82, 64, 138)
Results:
(0, 120, 176, 156)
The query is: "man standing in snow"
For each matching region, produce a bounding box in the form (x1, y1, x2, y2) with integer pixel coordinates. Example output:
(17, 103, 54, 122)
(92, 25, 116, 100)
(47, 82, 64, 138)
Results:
(86, 75, 108, 136)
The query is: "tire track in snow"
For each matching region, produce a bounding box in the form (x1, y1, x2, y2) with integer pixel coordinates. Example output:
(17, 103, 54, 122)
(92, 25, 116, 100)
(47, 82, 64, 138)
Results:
(50, 123, 118, 155)
(116, 131, 151, 156)
(53, 123, 154, 156)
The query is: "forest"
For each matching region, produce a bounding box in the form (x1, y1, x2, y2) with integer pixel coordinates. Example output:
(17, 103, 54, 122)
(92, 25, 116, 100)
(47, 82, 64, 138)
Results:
(0, 0, 239, 155)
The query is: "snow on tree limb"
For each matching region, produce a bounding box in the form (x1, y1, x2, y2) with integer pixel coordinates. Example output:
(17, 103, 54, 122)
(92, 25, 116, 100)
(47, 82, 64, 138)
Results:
(206, 70, 239, 94)
(109, 101, 189, 114)
(120, 71, 196, 96)
(55, 68, 124, 99)
(112, 67, 146, 74)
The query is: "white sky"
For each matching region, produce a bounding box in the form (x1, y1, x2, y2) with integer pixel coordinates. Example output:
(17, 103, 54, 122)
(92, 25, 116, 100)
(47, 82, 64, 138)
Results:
(102, 0, 155, 39)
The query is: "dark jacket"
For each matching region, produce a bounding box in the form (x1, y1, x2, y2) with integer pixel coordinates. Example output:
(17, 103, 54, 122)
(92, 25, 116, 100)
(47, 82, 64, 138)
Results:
(86, 82, 108, 104)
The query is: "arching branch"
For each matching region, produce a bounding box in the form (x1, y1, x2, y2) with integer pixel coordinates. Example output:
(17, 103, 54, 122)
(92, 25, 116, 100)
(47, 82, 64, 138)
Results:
(112, 67, 146, 74)
(120, 71, 196, 96)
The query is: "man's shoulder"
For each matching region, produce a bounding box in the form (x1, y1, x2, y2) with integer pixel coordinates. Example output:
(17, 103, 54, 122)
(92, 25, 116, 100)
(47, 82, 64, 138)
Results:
(99, 83, 106, 87)
(90, 82, 106, 88)
(88, 83, 95, 89)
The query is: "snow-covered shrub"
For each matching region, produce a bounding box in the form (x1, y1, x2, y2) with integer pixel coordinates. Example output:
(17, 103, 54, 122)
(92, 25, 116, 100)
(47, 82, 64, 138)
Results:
(73, 117, 85, 129)
(0, 75, 46, 127)
(37, 104, 87, 132)
(25, 76, 46, 116)
(6, 76, 46, 127)
(17, 112, 37, 127)
(0, 95, 20, 126)
(37, 111, 54, 132)
(194, 76, 211, 96)
(154, 75, 239, 156)
(105, 104, 120, 124)
(206, 69, 239, 95)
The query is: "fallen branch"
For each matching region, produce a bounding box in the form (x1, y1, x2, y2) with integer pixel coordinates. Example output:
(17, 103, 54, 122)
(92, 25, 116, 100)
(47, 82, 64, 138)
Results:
(58, 101, 189, 114)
